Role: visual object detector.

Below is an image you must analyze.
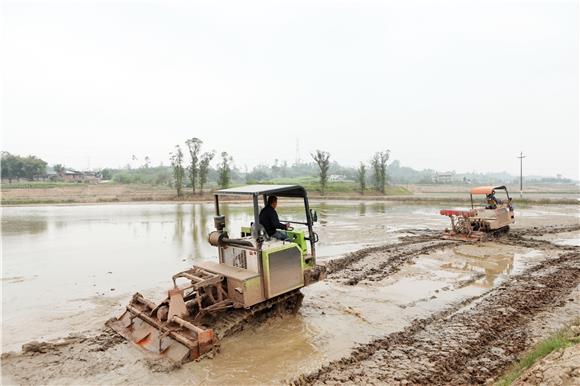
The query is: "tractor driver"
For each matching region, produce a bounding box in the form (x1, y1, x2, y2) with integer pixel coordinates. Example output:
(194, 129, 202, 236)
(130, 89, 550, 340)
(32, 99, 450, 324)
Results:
(486, 192, 502, 209)
(259, 196, 291, 241)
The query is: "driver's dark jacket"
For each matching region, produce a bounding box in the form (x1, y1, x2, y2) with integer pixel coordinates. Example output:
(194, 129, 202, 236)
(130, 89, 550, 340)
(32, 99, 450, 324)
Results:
(259, 205, 287, 236)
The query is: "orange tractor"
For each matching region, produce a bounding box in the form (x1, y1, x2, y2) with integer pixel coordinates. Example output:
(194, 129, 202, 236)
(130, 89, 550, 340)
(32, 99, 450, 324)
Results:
(440, 185, 515, 241)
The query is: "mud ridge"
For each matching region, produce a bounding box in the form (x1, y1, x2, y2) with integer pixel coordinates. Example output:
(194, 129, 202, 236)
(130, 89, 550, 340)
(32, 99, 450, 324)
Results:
(511, 224, 580, 237)
(291, 251, 580, 385)
(1, 329, 128, 384)
(323, 224, 579, 277)
(329, 239, 457, 285)
(323, 232, 442, 275)
(498, 234, 579, 251)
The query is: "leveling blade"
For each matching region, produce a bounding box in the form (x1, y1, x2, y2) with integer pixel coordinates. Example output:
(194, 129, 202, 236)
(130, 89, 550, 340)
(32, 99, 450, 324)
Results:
(106, 292, 215, 363)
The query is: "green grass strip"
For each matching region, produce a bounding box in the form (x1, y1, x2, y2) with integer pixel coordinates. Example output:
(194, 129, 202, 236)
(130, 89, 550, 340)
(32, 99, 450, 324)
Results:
(496, 319, 580, 386)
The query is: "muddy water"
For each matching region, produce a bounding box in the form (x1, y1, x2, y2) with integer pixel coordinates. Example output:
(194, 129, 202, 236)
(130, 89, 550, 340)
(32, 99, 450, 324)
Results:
(1, 202, 579, 385)
(1, 200, 447, 352)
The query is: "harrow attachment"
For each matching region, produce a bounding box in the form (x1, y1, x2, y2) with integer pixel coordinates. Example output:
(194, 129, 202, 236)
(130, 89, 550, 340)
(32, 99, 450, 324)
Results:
(440, 209, 486, 241)
(106, 267, 233, 363)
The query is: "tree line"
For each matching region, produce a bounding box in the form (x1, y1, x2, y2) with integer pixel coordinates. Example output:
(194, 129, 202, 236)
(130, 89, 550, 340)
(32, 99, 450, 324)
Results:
(169, 138, 234, 197)
(1, 152, 48, 182)
(168, 140, 392, 197)
(165, 140, 393, 197)
(311, 149, 390, 195)
(5, 146, 521, 195)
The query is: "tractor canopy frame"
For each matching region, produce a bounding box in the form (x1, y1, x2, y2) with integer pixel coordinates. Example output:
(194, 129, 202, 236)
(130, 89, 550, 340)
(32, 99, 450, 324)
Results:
(213, 184, 317, 260)
(470, 185, 511, 209)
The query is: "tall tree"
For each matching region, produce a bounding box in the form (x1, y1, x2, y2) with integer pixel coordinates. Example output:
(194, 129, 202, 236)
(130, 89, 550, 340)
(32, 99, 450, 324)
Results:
(185, 138, 203, 194)
(311, 150, 330, 195)
(217, 152, 233, 189)
(1, 152, 21, 182)
(379, 150, 390, 193)
(371, 150, 390, 193)
(198, 151, 215, 194)
(169, 145, 185, 197)
(53, 164, 65, 176)
(356, 162, 366, 195)
(371, 153, 381, 192)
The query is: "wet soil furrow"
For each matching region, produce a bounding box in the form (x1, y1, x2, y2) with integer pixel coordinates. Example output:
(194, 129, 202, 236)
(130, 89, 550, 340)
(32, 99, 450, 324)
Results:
(292, 251, 580, 385)
(510, 224, 580, 237)
(325, 224, 579, 285)
(328, 239, 456, 285)
(498, 235, 580, 252)
(323, 233, 443, 275)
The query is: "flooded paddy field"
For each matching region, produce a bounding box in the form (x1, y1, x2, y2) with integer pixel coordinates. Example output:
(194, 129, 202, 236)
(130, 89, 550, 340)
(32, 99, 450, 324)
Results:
(1, 201, 579, 385)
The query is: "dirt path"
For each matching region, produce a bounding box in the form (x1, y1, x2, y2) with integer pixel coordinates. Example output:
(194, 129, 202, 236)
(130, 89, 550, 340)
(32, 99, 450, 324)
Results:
(2, 225, 578, 385)
(291, 226, 580, 385)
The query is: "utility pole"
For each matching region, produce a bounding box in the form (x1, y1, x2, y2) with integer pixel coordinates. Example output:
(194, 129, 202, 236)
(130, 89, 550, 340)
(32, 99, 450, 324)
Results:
(295, 139, 301, 165)
(517, 151, 526, 198)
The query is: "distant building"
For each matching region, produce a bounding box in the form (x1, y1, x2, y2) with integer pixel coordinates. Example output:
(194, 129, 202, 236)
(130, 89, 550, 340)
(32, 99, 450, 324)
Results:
(329, 174, 347, 182)
(45, 167, 58, 181)
(60, 169, 102, 183)
(82, 171, 102, 183)
(432, 172, 469, 184)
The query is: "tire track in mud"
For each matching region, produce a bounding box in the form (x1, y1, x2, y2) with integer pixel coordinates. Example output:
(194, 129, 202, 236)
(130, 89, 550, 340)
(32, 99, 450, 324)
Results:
(511, 224, 580, 237)
(499, 234, 579, 251)
(324, 224, 579, 286)
(323, 231, 441, 275)
(334, 240, 456, 286)
(499, 224, 580, 251)
(324, 231, 456, 286)
(292, 237, 580, 385)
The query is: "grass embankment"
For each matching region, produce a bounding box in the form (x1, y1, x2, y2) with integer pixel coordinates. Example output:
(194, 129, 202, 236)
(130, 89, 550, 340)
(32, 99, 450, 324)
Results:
(495, 319, 580, 386)
(0, 180, 413, 206)
(1, 181, 578, 206)
(265, 177, 412, 195)
(1, 182, 86, 189)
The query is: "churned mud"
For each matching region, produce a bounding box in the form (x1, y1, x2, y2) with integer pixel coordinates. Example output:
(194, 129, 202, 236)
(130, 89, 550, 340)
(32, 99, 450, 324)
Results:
(1, 223, 579, 385)
(1, 329, 127, 384)
(291, 225, 580, 385)
(328, 238, 456, 285)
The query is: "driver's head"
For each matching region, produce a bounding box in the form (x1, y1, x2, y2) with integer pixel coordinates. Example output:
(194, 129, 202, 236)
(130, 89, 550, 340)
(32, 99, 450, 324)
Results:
(268, 196, 278, 209)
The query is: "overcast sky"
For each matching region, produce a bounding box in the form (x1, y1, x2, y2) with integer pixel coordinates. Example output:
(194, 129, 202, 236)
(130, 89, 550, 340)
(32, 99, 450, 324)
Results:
(1, 0, 578, 178)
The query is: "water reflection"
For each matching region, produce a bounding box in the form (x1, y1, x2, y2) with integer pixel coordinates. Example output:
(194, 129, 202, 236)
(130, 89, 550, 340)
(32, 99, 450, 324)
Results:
(174, 204, 185, 245)
(438, 246, 518, 289)
(317, 202, 329, 226)
(358, 203, 366, 217)
(190, 204, 210, 259)
(1, 217, 48, 235)
(54, 220, 68, 231)
(1, 201, 449, 269)
(376, 202, 386, 214)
